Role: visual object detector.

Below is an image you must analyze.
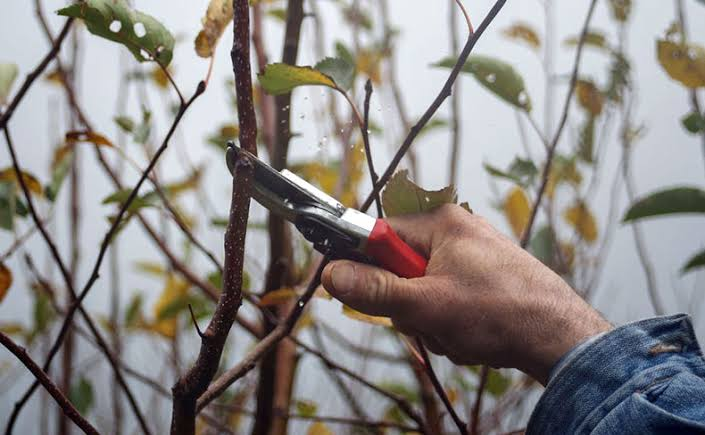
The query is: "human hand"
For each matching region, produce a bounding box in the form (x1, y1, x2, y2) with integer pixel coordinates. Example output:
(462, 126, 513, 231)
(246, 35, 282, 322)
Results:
(321, 204, 612, 385)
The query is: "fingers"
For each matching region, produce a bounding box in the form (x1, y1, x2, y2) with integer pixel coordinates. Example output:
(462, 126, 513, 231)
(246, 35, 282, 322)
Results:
(322, 260, 419, 318)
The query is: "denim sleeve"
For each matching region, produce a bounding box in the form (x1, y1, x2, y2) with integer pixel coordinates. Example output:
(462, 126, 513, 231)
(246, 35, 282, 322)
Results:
(527, 314, 705, 434)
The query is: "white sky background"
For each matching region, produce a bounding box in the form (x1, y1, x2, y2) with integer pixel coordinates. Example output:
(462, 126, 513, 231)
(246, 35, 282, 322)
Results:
(1, 0, 705, 433)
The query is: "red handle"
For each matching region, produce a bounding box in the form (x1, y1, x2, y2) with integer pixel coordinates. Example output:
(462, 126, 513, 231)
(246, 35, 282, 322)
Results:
(364, 219, 427, 278)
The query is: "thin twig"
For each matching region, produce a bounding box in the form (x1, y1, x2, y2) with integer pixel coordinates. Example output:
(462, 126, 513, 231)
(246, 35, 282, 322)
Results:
(362, 80, 383, 217)
(0, 19, 74, 129)
(0, 333, 99, 435)
(470, 365, 489, 435)
(2, 126, 153, 435)
(416, 337, 467, 434)
(520, 0, 599, 248)
(362, 0, 506, 212)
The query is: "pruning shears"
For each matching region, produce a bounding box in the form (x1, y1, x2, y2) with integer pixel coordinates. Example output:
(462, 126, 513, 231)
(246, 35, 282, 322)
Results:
(225, 142, 427, 279)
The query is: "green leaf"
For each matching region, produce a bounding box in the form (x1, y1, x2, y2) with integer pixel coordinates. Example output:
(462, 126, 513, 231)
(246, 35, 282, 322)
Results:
(133, 108, 152, 144)
(315, 57, 355, 91)
(267, 8, 288, 22)
(382, 169, 458, 217)
(606, 52, 630, 102)
(334, 41, 355, 67)
(30, 291, 54, 343)
(258, 63, 337, 95)
(207, 269, 223, 291)
(578, 116, 596, 163)
(102, 188, 158, 213)
(57, 0, 175, 66)
(418, 118, 449, 138)
(114, 115, 135, 133)
(45, 148, 73, 202)
(682, 111, 705, 134)
(294, 399, 318, 418)
(0, 63, 19, 105)
(529, 226, 554, 267)
(434, 55, 531, 111)
(69, 378, 94, 415)
(682, 249, 705, 274)
(623, 187, 705, 222)
(0, 182, 16, 231)
(485, 369, 511, 397)
(483, 157, 538, 187)
(379, 382, 420, 403)
(124, 293, 144, 328)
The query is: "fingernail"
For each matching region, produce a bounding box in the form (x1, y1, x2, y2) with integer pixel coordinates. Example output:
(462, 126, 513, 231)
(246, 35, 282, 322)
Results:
(330, 263, 355, 296)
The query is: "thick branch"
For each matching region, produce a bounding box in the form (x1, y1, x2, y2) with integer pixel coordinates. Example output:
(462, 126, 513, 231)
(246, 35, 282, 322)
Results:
(170, 0, 258, 433)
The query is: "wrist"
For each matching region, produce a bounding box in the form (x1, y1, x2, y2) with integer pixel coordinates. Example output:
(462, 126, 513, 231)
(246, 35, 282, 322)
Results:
(518, 283, 612, 385)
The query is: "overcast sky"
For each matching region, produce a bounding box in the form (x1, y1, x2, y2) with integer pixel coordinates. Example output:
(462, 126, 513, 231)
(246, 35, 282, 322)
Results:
(2, 0, 705, 432)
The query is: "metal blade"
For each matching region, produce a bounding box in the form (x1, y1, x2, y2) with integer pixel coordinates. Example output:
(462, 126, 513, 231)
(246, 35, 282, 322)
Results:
(225, 142, 344, 222)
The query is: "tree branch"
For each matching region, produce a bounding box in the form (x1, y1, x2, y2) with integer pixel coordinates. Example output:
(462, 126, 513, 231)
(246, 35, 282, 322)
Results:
(0, 18, 73, 129)
(170, 0, 258, 433)
(519, 0, 599, 248)
(416, 338, 467, 434)
(362, 80, 383, 217)
(0, 333, 99, 435)
(361, 0, 506, 211)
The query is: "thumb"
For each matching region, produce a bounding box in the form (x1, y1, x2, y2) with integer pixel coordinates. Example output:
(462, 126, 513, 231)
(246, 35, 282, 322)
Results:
(322, 260, 416, 318)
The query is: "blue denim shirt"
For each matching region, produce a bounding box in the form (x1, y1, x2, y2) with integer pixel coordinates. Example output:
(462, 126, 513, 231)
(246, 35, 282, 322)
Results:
(528, 314, 705, 434)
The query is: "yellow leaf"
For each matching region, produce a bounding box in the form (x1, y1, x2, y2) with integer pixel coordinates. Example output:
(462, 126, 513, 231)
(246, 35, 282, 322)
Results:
(65, 130, 115, 147)
(657, 39, 705, 89)
(44, 69, 65, 86)
(134, 261, 166, 277)
(356, 49, 382, 84)
(0, 167, 43, 196)
(259, 63, 336, 95)
(503, 186, 530, 239)
(575, 79, 604, 116)
(259, 288, 298, 307)
(313, 285, 332, 300)
(307, 422, 334, 435)
(446, 387, 458, 404)
(563, 201, 598, 243)
(342, 304, 392, 327)
(0, 263, 12, 304)
(294, 311, 315, 334)
(195, 0, 234, 58)
(151, 275, 190, 339)
(150, 66, 172, 89)
(502, 22, 541, 50)
(0, 322, 24, 335)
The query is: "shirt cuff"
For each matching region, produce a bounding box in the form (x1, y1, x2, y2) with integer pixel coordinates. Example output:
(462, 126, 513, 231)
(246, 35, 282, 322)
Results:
(527, 314, 705, 434)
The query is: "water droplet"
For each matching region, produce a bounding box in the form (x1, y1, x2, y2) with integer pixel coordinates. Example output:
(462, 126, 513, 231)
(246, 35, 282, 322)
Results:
(109, 20, 122, 33)
(486, 73, 496, 83)
(133, 22, 146, 38)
